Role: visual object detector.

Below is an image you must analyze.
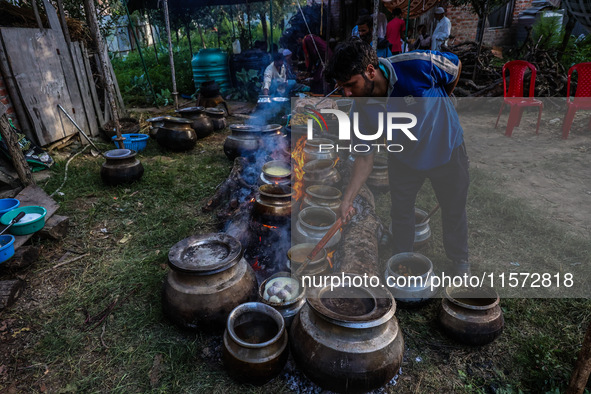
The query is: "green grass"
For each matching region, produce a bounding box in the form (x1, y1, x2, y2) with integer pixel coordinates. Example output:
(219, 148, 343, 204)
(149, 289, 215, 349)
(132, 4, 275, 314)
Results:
(1, 120, 590, 393)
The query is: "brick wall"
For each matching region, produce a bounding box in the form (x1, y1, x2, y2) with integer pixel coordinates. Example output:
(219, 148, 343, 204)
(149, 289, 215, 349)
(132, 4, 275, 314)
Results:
(446, 0, 533, 46)
(0, 71, 19, 128)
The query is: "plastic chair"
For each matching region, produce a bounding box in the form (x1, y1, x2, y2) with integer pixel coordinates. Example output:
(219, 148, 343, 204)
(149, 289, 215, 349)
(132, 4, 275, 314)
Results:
(495, 60, 543, 137)
(561, 62, 591, 139)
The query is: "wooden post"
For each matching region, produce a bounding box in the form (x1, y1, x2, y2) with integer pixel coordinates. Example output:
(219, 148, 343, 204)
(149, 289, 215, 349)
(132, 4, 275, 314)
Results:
(83, 0, 124, 148)
(146, 12, 159, 64)
(566, 322, 591, 394)
(162, 0, 179, 109)
(0, 105, 34, 187)
(56, 0, 72, 46)
(30, 0, 44, 29)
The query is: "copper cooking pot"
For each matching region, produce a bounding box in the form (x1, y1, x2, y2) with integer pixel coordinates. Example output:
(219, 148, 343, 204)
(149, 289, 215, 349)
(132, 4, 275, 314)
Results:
(302, 185, 342, 214)
(100, 149, 144, 186)
(156, 117, 197, 151)
(222, 302, 289, 385)
(162, 233, 258, 330)
(439, 286, 504, 345)
(302, 159, 341, 189)
(176, 106, 214, 138)
(290, 274, 404, 393)
(259, 160, 291, 186)
(252, 184, 293, 223)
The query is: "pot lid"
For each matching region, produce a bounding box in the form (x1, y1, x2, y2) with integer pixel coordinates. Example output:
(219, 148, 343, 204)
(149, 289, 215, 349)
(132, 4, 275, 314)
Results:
(177, 106, 205, 114)
(229, 124, 259, 133)
(307, 274, 396, 328)
(163, 116, 193, 124)
(168, 233, 243, 274)
(204, 108, 225, 115)
(104, 149, 134, 158)
(146, 116, 166, 123)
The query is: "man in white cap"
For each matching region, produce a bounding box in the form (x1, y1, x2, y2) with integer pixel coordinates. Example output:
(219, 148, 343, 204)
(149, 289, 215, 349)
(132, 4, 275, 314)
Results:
(432, 7, 451, 51)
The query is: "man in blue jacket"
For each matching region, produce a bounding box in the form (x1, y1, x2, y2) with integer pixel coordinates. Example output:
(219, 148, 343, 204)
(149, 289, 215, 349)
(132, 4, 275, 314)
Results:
(324, 37, 470, 276)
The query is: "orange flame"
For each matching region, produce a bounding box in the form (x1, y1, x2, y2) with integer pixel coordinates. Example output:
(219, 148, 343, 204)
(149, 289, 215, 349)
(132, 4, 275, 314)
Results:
(291, 136, 307, 201)
(262, 224, 277, 229)
(327, 250, 335, 269)
(334, 156, 340, 166)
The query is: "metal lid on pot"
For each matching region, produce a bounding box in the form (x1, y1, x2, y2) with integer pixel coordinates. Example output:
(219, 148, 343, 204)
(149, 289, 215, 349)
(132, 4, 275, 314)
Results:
(168, 233, 243, 274)
(306, 273, 396, 328)
(104, 149, 134, 158)
(176, 106, 205, 114)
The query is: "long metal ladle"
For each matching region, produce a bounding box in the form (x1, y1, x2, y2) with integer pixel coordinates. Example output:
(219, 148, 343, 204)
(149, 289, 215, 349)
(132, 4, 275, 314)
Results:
(57, 105, 106, 157)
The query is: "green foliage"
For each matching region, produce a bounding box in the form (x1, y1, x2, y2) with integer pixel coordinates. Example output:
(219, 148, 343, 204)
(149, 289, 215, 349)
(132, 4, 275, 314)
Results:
(532, 13, 564, 50)
(227, 69, 261, 102)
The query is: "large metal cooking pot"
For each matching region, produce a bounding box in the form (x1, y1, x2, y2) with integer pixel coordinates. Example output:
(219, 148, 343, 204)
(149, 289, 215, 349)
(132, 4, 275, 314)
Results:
(223, 124, 260, 160)
(303, 138, 337, 163)
(100, 149, 144, 186)
(367, 155, 389, 192)
(258, 272, 305, 327)
(176, 106, 214, 138)
(287, 243, 330, 277)
(204, 108, 227, 130)
(439, 286, 504, 346)
(156, 117, 197, 151)
(290, 274, 404, 393)
(162, 233, 258, 330)
(222, 302, 289, 385)
(259, 160, 291, 186)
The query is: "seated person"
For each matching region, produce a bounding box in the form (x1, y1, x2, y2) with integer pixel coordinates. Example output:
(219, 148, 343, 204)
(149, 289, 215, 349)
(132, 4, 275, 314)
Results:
(357, 15, 392, 58)
(413, 24, 431, 50)
(262, 52, 287, 96)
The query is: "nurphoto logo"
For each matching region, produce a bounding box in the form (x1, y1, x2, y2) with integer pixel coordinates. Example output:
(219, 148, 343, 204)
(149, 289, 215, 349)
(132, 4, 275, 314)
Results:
(306, 107, 419, 153)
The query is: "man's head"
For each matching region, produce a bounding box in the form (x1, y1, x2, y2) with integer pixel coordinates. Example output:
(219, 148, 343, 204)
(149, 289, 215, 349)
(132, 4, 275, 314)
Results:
(282, 49, 292, 62)
(273, 52, 284, 68)
(324, 38, 380, 97)
(382, 0, 395, 13)
(392, 7, 402, 17)
(356, 15, 373, 44)
(434, 7, 445, 20)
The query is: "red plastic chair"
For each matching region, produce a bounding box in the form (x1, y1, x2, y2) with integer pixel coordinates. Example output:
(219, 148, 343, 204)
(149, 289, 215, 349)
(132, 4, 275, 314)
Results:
(495, 60, 543, 137)
(561, 62, 591, 139)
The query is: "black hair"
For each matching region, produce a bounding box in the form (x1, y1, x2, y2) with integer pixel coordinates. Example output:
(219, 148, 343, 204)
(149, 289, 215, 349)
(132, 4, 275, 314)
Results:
(273, 52, 284, 62)
(356, 14, 373, 29)
(393, 7, 402, 16)
(324, 37, 379, 83)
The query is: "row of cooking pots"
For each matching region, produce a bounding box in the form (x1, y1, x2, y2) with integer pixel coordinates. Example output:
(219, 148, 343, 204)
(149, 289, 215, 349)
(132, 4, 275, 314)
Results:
(147, 107, 227, 152)
(162, 232, 503, 392)
(162, 232, 402, 392)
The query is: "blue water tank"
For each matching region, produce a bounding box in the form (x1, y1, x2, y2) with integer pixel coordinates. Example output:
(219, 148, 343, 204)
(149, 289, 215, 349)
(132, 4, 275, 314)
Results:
(192, 48, 232, 93)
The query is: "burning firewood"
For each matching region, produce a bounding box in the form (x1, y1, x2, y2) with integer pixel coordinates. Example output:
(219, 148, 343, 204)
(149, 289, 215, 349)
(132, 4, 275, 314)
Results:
(202, 157, 255, 213)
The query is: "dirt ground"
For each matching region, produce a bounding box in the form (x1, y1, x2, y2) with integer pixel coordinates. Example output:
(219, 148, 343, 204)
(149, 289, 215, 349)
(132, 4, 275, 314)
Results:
(460, 105, 591, 239)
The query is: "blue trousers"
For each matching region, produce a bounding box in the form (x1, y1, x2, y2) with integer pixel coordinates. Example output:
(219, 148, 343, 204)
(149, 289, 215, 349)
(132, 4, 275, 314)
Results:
(387, 143, 470, 263)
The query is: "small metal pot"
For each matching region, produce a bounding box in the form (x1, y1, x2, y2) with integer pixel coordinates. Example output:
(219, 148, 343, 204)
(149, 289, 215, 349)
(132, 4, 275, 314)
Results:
(439, 286, 504, 346)
(384, 252, 438, 306)
(259, 160, 291, 186)
(258, 272, 306, 327)
(388, 208, 432, 250)
(146, 116, 165, 138)
(204, 108, 227, 130)
(156, 117, 197, 151)
(302, 185, 342, 214)
(162, 233, 258, 330)
(222, 302, 289, 385)
(287, 243, 330, 277)
(294, 207, 341, 252)
(303, 138, 337, 163)
(100, 149, 144, 186)
(252, 184, 293, 224)
(302, 159, 341, 189)
(367, 155, 389, 192)
(176, 106, 214, 139)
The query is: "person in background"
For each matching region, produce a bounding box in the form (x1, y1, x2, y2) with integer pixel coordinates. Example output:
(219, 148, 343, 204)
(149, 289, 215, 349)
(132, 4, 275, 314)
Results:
(413, 24, 431, 50)
(432, 7, 451, 51)
(357, 15, 393, 58)
(262, 52, 287, 96)
(282, 48, 311, 94)
(386, 7, 405, 54)
(300, 34, 332, 94)
(324, 37, 470, 277)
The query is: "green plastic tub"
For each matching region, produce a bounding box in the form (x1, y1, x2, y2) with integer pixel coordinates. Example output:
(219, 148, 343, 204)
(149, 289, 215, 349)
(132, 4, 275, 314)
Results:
(0, 206, 47, 235)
